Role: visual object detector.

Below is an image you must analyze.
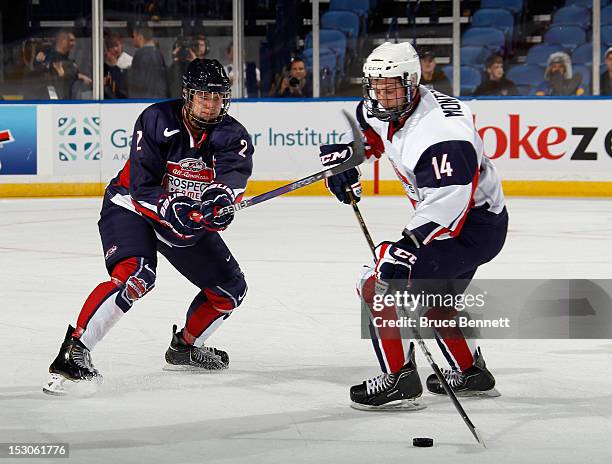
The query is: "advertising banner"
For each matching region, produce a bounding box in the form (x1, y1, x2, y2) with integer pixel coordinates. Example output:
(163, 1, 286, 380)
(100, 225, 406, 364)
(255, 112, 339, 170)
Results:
(0, 105, 37, 175)
(469, 99, 612, 180)
(51, 104, 101, 175)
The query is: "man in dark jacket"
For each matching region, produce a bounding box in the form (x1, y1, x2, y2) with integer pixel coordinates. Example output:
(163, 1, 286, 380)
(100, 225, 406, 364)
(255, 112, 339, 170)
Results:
(128, 26, 169, 99)
(418, 49, 453, 96)
(474, 55, 518, 96)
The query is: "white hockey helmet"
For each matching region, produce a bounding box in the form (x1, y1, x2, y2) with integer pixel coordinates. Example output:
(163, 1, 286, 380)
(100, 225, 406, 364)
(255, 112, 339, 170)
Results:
(362, 41, 421, 121)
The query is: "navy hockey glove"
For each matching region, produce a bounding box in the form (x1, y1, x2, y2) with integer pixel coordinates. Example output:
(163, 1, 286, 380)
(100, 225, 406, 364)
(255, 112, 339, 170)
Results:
(158, 192, 204, 236)
(319, 143, 361, 204)
(374, 235, 419, 294)
(198, 183, 235, 231)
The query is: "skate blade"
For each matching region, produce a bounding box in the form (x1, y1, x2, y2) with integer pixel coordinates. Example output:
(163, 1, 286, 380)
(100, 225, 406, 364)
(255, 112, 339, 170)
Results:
(162, 363, 227, 372)
(350, 399, 426, 412)
(429, 387, 501, 398)
(42, 373, 102, 397)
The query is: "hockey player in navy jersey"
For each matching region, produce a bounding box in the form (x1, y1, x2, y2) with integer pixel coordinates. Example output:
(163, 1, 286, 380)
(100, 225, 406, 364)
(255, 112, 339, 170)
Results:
(44, 59, 254, 395)
(319, 42, 508, 410)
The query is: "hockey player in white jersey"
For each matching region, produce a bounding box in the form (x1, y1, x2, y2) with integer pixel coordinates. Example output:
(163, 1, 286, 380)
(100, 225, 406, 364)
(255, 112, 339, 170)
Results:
(319, 42, 508, 410)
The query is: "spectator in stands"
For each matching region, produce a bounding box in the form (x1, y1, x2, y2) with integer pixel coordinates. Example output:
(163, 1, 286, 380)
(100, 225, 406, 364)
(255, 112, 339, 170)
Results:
(535, 52, 584, 96)
(103, 35, 128, 99)
(474, 54, 518, 96)
(194, 35, 209, 60)
(34, 29, 92, 99)
(128, 26, 169, 99)
(2, 39, 49, 99)
(276, 58, 312, 98)
(418, 49, 452, 96)
(167, 36, 197, 99)
(601, 47, 612, 96)
(109, 32, 133, 71)
(224, 42, 261, 97)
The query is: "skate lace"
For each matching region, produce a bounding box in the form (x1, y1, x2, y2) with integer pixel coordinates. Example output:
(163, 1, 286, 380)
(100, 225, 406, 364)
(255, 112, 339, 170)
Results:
(365, 373, 395, 395)
(441, 368, 465, 388)
(71, 345, 93, 371)
(192, 346, 223, 365)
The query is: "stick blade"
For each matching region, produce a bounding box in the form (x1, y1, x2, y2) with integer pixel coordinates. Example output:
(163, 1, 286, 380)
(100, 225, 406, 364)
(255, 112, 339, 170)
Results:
(342, 109, 365, 166)
(473, 427, 487, 448)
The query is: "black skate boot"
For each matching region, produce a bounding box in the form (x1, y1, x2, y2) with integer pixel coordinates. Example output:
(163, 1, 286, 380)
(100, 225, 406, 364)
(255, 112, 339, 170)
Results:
(350, 343, 424, 411)
(163, 325, 229, 371)
(43, 325, 102, 396)
(426, 347, 500, 397)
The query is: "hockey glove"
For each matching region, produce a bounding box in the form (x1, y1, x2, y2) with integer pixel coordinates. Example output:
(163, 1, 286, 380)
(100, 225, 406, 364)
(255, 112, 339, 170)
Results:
(318, 143, 362, 204)
(158, 192, 204, 236)
(374, 236, 419, 294)
(198, 183, 235, 231)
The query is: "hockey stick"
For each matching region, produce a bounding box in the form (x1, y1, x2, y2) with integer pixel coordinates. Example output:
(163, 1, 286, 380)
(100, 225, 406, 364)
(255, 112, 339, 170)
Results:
(194, 110, 365, 220)
(346, 192, 486, 448)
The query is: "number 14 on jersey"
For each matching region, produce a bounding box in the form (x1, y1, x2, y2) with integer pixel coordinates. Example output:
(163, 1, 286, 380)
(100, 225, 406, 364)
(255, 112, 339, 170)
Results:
(432, 153, 453, 179)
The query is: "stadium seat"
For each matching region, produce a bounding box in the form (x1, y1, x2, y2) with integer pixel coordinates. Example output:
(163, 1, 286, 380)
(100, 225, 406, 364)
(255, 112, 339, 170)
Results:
(571, 43, 606, 65)
(305, 29, 348, 75)
(330, 0, 370, 34)
(544, 25, 587, 50)
(461, 46, 489, 66)
(442, 65, 483, 95)
(479, 0, 524, 15)
(330, 0, 369, 17)
(603, 25, 612, 47)
(563, 0, 595, 7)
(526, 43, 565, 66)
(321, 10, 360, 52)
(603, 5, 612, 26)
(462, 27, 506, 52)
(506, 64, 544, 95)
(573, 64, 591, 94)
(302, 47, 338, 96)
(552, 5, 590, 29)
(472, 8, 514, 41)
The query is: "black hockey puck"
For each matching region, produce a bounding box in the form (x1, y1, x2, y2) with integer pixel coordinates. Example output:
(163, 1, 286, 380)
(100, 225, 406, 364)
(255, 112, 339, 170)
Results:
(413, 437, 434, 447)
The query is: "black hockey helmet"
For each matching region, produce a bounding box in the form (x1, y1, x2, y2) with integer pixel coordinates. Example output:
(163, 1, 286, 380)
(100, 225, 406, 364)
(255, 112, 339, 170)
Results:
(182, 58, 231, 127)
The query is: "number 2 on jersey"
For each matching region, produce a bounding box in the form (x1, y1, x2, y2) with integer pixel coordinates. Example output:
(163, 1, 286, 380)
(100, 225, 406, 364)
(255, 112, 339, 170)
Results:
(432, 153, 453, 179)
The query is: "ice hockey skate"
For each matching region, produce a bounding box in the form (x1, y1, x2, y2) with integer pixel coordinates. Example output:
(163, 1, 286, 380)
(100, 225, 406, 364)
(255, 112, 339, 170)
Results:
(43, 325, 102, 396)
(350, 344, 424, 411)
(163, 325, 229, 371)
(426, 347, 500, 397)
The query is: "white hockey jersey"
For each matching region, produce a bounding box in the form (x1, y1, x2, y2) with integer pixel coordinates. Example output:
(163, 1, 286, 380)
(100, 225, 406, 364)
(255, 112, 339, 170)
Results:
(354, 86, 505, 245)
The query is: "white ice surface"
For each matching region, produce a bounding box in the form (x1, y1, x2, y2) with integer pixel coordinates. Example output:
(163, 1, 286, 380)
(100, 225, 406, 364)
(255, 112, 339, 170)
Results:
(1, 196, 612, 464)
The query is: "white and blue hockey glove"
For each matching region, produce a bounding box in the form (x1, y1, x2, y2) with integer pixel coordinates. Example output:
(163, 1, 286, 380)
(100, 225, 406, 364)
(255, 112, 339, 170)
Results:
(318, 143, 361, 204)
(198, 183, 235, 231)
(158, 192, 204, 235)
(374, 235, 419, 294)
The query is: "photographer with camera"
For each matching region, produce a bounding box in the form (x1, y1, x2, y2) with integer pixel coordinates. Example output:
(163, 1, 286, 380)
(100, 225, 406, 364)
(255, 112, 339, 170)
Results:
(276, 58, 312, 98)
(168, 36, 197, 98)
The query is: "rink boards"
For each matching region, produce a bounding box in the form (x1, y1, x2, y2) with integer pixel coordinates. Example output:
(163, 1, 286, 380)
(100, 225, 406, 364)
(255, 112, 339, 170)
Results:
(0, 98, 611, 197)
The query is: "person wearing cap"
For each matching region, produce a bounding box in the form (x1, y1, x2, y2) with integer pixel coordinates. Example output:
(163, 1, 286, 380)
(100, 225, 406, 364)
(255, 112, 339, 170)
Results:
(601, 47, 612, 96)
(418, 49, 453, 96)
(474, 54, 518, 96)
(535, 51, 585, 96)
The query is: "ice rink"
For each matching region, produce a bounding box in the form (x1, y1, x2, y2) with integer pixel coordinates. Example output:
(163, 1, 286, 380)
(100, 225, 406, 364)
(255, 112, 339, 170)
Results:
(1, 196, 612, 464)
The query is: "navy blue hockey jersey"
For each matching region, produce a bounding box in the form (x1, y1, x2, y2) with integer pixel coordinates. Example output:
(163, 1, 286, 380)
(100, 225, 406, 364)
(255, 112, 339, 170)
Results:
(106, 99, 254, 246)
